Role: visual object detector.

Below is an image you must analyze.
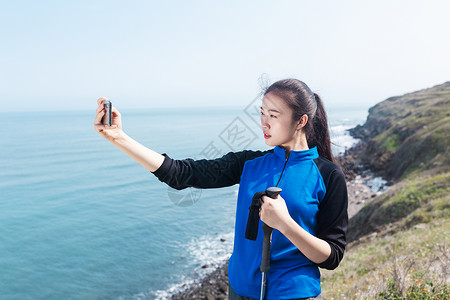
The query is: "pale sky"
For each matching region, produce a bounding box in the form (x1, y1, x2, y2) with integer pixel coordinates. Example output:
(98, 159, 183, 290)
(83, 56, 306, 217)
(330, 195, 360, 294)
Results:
(1, 0, 449, 112)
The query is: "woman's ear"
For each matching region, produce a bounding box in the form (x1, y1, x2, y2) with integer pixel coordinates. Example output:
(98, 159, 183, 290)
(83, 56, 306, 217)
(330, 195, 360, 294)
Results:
(296, 114, 308, 130)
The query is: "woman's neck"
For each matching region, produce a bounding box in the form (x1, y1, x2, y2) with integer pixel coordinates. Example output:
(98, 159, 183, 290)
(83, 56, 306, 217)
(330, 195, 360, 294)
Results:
(280, 135, 309, 157)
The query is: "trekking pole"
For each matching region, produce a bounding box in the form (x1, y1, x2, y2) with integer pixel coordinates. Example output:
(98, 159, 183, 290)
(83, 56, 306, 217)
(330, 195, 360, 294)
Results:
(260, 187, 282, 300)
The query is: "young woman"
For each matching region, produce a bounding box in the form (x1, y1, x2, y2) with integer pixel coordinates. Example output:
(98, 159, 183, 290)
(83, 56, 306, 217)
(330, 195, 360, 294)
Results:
(94, 79, 348, 300)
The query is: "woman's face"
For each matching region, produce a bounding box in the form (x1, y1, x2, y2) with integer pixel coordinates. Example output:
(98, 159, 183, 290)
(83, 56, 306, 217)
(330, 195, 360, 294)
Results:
(260, 92, 300, 148)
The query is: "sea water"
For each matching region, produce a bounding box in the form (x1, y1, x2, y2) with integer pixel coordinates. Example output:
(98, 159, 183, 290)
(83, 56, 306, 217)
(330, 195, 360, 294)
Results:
(0, 104, 367, 299)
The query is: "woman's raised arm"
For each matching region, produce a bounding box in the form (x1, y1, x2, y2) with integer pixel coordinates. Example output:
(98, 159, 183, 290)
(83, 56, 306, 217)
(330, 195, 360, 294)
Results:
(93, 97, 165, 172)
(94, 97, 273, 189)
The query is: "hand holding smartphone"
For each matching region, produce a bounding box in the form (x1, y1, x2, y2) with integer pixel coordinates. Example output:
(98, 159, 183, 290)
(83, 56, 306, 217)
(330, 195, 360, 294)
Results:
(102, 100, 112, 126)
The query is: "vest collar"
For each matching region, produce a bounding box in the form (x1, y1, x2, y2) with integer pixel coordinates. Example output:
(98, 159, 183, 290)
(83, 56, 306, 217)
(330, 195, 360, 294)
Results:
(273, 146, 319, 161)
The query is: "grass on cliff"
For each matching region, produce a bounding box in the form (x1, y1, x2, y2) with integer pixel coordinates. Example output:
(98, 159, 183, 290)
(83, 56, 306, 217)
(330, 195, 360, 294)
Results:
(348, 172, 450, 242)
(322, 170, 449, 299)
(374, 114, 450, 179)
(321, 219, 449, 299)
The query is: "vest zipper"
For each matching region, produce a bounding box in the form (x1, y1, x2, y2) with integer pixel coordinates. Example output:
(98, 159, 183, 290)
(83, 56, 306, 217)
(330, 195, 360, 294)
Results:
(275, 152, 290, 187)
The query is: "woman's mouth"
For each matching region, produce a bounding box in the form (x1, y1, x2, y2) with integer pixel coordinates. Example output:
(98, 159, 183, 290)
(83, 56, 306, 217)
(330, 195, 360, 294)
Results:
(264, 133, 271, 139)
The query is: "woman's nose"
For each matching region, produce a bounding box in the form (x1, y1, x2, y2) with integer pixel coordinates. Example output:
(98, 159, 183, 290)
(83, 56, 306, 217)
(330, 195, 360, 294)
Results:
(261, 116, 270, 129)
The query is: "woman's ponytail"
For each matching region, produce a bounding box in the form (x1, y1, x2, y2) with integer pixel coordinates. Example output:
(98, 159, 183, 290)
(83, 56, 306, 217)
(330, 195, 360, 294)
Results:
(311, 93, 335, 163)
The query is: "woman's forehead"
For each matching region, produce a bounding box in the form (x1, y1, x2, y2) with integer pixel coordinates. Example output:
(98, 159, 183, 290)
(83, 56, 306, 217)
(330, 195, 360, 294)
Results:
(261, 93, 291, 113)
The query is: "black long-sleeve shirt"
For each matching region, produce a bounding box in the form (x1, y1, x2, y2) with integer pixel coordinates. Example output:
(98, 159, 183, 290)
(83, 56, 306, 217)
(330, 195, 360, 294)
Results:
(152, 149, 348, 270)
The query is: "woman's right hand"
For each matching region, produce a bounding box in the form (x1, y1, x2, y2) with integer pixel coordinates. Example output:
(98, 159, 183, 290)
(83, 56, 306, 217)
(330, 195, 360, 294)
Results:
(94, 97, 123, 142)
(93, 97, 165, 172)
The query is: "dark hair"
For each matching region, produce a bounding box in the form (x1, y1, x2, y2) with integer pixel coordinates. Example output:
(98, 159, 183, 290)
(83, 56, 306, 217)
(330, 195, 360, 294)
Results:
(264, 78, 335, 163)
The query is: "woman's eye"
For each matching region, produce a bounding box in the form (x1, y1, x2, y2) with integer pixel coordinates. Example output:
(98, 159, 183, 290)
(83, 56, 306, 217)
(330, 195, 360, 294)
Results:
(260, 111, 277, 118)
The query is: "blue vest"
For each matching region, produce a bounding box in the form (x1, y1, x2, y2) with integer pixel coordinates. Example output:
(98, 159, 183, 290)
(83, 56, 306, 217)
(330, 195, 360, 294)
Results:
(228, 146, 325, 299)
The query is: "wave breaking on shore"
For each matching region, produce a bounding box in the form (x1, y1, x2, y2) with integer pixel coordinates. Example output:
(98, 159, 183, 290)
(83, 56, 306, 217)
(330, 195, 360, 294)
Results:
(152, 232, 234, 300)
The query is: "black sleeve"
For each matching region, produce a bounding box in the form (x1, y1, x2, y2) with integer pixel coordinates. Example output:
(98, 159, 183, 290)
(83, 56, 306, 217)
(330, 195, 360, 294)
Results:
(151, 149, 273, 190)
(314, 158, 348, 270)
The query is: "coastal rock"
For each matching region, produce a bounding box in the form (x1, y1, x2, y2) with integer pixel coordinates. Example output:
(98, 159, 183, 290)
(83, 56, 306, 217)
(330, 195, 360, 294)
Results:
(171, 262, 229, 299)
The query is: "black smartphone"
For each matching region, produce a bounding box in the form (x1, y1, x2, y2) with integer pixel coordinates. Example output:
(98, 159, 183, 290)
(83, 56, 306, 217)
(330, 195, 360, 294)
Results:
(102, 100, 112, 126)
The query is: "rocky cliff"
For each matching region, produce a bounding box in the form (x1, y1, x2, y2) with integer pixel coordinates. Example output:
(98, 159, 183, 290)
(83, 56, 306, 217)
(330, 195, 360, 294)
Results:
(349, 81, 450, 180)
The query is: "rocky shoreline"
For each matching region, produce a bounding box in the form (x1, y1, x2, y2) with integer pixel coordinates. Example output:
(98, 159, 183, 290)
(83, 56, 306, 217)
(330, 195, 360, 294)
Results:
(171, 261, 229, 300)
(170, 152, 388, 300)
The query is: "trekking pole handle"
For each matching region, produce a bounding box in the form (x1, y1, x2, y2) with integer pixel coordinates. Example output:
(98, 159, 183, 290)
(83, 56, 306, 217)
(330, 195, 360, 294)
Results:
(260, 187, 282, 273)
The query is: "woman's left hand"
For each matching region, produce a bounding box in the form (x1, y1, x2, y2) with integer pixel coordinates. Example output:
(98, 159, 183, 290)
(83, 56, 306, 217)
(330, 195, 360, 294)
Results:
(260, 194, 293, 232)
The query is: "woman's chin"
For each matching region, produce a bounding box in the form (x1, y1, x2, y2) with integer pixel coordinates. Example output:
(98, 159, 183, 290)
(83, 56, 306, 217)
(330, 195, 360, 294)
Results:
(264, 139, 276, 147)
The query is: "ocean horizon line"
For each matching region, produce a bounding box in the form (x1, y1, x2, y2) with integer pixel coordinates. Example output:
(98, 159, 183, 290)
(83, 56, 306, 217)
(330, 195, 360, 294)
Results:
(0, 102, 372, 114)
